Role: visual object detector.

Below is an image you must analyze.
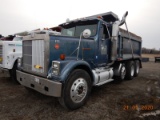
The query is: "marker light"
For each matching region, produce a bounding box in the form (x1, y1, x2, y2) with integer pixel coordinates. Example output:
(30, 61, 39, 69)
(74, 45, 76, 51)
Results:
(97, 16, 103, 19)
(54, 44, 60, 49)
(60, 54, 65, 60)
(44, 28, 49, 30)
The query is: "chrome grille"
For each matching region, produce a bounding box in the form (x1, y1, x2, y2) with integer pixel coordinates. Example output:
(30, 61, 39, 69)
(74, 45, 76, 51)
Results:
(23, 40, 45, 74)
(32, 40, 44, 73)
(23, 41, 32, 71)
(0, 45, 3, 64)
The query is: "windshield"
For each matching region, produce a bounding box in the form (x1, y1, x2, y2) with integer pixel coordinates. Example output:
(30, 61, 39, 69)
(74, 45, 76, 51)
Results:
(61, 24, 97, 37)
(13, 37, 23, 41)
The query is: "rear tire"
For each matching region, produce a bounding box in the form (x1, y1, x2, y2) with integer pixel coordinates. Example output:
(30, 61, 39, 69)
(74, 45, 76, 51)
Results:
(125, 61, 135, 80)
(134, 60, 140, 77)
(58, 69, 92, 110)
(114, 63, 126, 83)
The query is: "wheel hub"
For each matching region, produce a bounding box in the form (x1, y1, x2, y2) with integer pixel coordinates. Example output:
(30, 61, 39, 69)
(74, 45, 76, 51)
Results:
(77, 86, 84, 95)
(131, 65, 134, 76)
(136, 63, 140, 74)
(121, 66, 126, 79)
(70, 78, 88, 103)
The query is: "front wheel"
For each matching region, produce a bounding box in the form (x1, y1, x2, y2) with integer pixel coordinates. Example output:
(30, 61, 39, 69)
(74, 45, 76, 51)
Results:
(58, 69, 92, 110)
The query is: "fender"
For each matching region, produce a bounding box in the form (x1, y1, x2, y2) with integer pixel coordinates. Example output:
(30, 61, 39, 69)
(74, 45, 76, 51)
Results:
(49, 60, 94, 83)
(7, 52, 22, 69)
(1, 41, 22, 69)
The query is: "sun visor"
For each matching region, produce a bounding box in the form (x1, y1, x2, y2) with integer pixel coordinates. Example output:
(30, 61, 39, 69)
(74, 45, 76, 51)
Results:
(59, 11, 119, 28)
(86, 11, 119, 22)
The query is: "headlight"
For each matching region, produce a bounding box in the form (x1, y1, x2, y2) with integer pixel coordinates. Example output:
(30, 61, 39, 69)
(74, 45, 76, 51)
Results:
(52, 61, 60, 75)
(18, 57, 22, 67)
(52, 69, 59, 75)
(53, 63, 59, 68)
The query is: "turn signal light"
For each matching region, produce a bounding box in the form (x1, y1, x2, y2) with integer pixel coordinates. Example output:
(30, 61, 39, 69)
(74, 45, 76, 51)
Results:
(117, 58, 123, 61)
(44, 28, 49, 30)
(60, 54, 65, 60)
(97, 16, 103, 19)
(54, 44, 60, 49)
(34, 65, 43, 69)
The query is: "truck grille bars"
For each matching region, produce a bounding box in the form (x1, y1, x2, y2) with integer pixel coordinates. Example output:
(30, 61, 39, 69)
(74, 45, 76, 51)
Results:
(32, 40, 44, 73)
(23, 40, 32, 71)
(23, 40, 44, 74)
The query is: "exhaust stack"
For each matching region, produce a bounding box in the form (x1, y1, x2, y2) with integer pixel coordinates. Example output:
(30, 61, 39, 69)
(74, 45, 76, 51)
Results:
(111, 21, 119, 61)
(111, 11, 128, 61)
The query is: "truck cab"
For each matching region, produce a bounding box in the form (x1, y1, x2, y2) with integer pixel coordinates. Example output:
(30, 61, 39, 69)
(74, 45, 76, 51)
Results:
(0, 35, 23, 82)
(0, 36, 22, 69)
(16, 11, 142, 109)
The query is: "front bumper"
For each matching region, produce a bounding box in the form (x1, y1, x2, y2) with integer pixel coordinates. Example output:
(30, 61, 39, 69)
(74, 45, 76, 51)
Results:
(0, 67, 9, 73)
(0, 67, 10, 77)
(16, 70, 62, 97)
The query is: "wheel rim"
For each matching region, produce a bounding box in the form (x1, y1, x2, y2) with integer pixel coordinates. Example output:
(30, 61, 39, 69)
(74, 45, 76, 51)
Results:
(131, 65, 134, 76)
(136, 62, 140, 74)
(121, 66, 126, 79)
(70, 78, 88, 103)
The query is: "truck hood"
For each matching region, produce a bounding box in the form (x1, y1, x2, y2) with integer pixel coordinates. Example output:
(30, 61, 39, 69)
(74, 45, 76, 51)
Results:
(48, 35, 96, 67)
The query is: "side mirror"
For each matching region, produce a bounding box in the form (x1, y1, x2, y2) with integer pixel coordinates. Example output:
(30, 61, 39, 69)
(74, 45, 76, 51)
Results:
(82, 29, 91, 38)
(119, 11, 128, 26)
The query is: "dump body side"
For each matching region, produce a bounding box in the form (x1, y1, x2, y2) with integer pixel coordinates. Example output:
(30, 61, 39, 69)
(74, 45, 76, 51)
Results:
(117, 28, 142, 61)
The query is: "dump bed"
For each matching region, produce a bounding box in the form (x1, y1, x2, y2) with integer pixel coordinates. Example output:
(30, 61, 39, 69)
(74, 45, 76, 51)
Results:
(118, 28, 142, 60)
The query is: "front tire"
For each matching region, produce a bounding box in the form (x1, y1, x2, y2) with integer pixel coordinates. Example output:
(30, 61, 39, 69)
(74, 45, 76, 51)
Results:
(9, 61, 19, 84)
(58, 69, 92, 110)
(125, 61, 135, 80)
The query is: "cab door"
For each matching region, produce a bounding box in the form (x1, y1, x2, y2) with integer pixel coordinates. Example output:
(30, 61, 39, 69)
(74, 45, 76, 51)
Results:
(96, 24, 109, 67)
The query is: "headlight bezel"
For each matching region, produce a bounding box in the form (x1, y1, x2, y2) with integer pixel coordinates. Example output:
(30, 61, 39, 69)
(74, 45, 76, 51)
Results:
(52, 61, 60, 76)
(17, 57, 22, 67)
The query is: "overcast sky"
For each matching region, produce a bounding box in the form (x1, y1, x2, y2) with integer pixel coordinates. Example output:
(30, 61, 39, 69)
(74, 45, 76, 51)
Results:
(0, 0, 160, 49)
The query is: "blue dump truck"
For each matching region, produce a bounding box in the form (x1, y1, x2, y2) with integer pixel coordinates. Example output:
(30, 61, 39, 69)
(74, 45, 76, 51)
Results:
(16, 11, 142, 109)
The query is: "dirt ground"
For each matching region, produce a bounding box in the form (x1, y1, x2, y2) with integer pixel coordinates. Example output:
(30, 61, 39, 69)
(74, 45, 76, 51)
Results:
(0, 62, 160, 120)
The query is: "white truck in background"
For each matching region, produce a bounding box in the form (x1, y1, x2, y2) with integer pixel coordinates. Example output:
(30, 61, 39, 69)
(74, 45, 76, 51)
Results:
(0, 30, 61, 83)
(0, 35, 23, 82)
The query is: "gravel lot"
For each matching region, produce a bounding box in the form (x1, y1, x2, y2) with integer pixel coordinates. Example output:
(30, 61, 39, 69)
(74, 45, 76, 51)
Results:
(0, 62, 160, 120)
